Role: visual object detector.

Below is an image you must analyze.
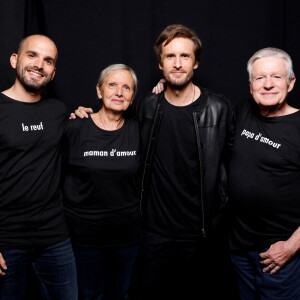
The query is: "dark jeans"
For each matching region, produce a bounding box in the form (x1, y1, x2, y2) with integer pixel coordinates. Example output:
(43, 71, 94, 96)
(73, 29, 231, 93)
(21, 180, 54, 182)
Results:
(73, 246, 139, 300)
(141, 230, 237, 300)
(231, 249, 300, 300)
(0, 238, 78, 300)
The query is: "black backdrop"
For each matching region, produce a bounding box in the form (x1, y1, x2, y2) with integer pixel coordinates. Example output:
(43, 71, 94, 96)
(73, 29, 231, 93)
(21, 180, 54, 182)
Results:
(0, 1, 300, 298)
(1, 0, 300, 111)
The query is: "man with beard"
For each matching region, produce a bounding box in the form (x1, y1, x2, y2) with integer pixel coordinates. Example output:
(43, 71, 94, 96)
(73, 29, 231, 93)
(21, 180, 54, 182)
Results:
(135, 24, 235, 300)
(0, 34, 77, 299)
(72, 24, 236, 299)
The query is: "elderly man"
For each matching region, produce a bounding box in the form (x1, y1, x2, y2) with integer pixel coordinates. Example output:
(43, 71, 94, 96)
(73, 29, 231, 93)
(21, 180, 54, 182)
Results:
(0, 35, 77, 299)
(229, 47, 300, 300)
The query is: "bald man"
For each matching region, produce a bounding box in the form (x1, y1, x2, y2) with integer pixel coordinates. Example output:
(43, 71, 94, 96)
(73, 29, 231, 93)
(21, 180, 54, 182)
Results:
(0, 35, 77, 299)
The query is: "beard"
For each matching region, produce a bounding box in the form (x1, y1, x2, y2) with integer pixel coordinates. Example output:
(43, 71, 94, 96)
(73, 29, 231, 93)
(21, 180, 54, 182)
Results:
(16, 64, 52, 92)
(164, 70, 194, 89)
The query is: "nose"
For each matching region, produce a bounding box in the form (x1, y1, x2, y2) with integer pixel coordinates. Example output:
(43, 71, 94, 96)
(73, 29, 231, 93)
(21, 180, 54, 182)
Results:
(174, 56, 182, 69)
(34, 58, 44, 70)
(115, 86, 123, 97)
(264, 76, 274, 89)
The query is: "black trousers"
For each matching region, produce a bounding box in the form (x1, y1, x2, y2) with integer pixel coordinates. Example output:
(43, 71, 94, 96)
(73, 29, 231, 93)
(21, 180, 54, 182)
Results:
(138, 230, 239, 300)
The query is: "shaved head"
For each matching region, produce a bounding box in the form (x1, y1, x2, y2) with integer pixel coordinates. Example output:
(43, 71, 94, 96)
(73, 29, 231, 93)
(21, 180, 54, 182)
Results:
(17, 35, 58, 64)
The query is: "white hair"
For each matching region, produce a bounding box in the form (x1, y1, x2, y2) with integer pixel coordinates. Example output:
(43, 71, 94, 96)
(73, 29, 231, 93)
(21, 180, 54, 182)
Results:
(247, 47, 295, 83)
(97, 64, 138, 98)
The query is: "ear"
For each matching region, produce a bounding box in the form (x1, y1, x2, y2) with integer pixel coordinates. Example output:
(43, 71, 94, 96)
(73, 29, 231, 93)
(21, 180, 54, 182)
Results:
(50, 68, 56, 81)
(96, 84, 102, 99)
(288, 77, 296, 93)
(159, 62, 163, 70)
(193, 62, 199, 70)
(249, 81, 253, 95)
(10, 53, 18, 69)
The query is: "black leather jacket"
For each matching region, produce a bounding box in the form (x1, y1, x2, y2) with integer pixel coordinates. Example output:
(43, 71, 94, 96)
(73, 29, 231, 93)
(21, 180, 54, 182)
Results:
(136, 87, 235, 237)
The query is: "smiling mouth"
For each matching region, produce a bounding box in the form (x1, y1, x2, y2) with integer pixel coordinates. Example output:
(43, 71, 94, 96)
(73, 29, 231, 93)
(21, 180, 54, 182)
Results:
(262, 93, 277, 96)
(27, 70, 44, 78)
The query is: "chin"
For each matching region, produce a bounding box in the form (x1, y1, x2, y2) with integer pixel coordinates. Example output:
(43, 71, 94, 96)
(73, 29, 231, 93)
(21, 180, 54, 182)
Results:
(260, 101, 280, 107)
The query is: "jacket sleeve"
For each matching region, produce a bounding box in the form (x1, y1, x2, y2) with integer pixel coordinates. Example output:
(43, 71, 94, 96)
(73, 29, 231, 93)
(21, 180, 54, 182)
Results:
(224, 100, 235, 171)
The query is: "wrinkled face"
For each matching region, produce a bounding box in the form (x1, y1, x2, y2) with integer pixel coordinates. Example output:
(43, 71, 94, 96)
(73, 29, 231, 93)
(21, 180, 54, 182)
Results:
(11, 35, 57, 92)
(97, 70, 135, 113)
(250, 56, 295, 110)
(159, 37, 198, 88)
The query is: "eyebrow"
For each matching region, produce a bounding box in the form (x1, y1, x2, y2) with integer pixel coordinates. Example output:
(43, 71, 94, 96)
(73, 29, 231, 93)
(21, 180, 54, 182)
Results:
(44, 56, 55, 62)
(25, 50, 56, 62)
(25, 50, 37, 56)
(164, 51, 191, 56)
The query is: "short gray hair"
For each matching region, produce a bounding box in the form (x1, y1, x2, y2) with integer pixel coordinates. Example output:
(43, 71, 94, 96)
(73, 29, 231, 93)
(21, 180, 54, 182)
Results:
(97, 64, 138, 98)
(247, 47, 295, 83)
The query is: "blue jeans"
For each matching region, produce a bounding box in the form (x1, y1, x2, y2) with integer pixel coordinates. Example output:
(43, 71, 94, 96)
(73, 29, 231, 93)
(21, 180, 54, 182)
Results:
(231, 249, 300, 300)
(73, 246, 139, 300)
(0, 238, 78, 300)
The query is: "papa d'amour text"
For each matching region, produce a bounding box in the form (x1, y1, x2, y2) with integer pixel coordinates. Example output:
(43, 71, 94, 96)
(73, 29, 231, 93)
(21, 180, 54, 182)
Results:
(241, 129, 281, 149)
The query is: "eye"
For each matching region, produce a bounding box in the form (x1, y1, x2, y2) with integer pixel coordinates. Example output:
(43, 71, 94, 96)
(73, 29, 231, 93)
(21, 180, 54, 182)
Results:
(255, 77, 264, 81)
(109, 83, 116, 87)
(28, 53, 35, 58)
(123, 85, 130, 90)
(45, 59, 53, 65)
(182, 54, 189, 59)
(167, 54, 174, 59)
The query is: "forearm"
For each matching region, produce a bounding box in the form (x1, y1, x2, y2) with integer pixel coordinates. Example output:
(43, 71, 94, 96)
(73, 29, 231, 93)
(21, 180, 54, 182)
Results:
(286, 226, 300, 254)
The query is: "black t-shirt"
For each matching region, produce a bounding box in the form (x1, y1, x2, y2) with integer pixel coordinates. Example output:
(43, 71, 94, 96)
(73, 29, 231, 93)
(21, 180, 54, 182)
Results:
(0, 93, 69, 248)
(144, 95, 203, 239)
(62, 115, 142, 248)
(229, 99, 300, 250)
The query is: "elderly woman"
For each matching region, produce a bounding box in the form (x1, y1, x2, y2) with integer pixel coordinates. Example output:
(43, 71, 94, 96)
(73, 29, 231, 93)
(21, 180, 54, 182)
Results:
(62, 64, 141, 300)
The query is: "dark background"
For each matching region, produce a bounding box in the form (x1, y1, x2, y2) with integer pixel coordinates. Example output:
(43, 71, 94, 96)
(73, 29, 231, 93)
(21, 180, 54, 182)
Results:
(0, 0, 299, 299)
(1, 0, 300, 111)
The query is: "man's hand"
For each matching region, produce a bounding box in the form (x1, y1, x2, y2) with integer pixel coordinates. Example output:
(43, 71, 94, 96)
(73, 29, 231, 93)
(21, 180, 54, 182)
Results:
(0, 252, 7, 276)
(69, 107, 93, 119)
(260, 226, 300, 274)
(259, 241, 295, 274)
(152, 78, 166, 94)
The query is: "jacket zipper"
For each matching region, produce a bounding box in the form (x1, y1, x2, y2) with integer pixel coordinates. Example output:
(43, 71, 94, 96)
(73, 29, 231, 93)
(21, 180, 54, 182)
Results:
(193, 112, 206, 238)
(139, 103, 162, 216)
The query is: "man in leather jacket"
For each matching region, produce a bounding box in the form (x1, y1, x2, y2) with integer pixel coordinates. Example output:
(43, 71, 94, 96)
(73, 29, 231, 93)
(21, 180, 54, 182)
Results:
(136, 24, 236, 300)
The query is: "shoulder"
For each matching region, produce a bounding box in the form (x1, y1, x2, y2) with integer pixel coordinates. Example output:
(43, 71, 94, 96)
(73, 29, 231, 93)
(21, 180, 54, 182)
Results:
(64, 116, 90, 138)
(136, 92, 162, 120)
(200, 88, 234, 119)
(136, 92, 160, 110)
(125, 117, 139, 130)
(0, 93, 11, 103)
(42, 97, 67, 114)
(66, 116, 89, 130)
(234, 98, 256, 116)
(201, 87, 232, 108)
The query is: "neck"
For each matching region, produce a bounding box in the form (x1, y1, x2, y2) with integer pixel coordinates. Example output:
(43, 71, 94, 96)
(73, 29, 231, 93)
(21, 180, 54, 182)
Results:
(165, 82, 200, 106)
(92, 107, 124, 131)
(259, 101, 299, 117)
(2, 80, 42, 103)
